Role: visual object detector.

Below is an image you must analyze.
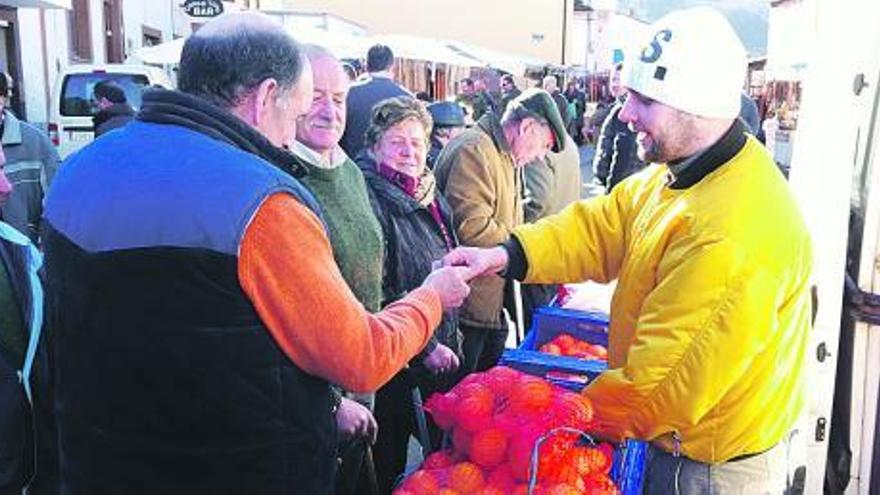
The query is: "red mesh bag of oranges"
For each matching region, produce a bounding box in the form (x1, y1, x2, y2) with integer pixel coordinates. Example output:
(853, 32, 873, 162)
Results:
(408, 366, 620, 494)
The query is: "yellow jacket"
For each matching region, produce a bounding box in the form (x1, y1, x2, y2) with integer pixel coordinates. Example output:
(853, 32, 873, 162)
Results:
(512, 135, 812, 463)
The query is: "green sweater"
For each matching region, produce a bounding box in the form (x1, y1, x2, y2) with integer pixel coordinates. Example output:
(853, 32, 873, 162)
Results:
(298, 156, 384, 312)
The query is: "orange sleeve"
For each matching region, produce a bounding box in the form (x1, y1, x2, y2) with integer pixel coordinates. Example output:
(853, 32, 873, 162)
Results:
(238, 192, 441, 393)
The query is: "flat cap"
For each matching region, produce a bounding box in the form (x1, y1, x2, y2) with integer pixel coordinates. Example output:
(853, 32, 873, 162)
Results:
(427, 101, 466, 127)
(505, 88, 566, 152)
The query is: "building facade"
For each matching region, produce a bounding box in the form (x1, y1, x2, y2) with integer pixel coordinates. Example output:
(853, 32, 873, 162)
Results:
(256, 0, 573, 65)
(8, 0, 242, 127)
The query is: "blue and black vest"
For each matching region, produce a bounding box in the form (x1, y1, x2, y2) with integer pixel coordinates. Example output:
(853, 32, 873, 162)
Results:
(43, 121, 337, 494)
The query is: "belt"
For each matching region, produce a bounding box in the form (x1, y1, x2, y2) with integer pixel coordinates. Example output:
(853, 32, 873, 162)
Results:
(650, 433, 773, 464)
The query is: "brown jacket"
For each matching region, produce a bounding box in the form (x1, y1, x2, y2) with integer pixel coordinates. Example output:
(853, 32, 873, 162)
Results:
(434, 114, 523, 329)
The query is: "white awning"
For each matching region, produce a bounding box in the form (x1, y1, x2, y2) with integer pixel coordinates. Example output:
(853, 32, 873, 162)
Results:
(375, 34, 484, 68)
(444, 40, 549, 75)
(0, 0, 70, 8)
(128, 38, 185, 66)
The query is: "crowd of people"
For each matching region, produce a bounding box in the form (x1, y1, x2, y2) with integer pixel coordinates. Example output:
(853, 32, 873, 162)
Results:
(0, 6, 812, 495)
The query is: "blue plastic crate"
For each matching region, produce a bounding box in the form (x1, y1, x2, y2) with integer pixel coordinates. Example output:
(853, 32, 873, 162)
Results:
(500, 348, 606, 391)
(610, 439, 648, 495)
(524, 305, 610, 350)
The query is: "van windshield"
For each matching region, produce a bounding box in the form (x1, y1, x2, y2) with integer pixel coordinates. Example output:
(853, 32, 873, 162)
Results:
(61, 72, 151, 117)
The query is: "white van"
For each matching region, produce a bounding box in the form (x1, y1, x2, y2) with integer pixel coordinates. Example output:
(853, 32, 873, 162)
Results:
(49, 64, 173, 159)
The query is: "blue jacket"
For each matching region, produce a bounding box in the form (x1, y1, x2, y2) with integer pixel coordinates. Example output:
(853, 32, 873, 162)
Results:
(43, 103, 336, 494)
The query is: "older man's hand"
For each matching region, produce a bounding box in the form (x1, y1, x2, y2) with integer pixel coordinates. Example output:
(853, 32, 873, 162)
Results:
(422, 343, 460, 375)
(421, 266, 473, 311)
(441, 246, 509, 279)
(336, 397, 378, 445)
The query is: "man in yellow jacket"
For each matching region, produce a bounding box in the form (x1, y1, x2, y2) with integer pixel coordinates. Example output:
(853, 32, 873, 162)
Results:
(443, 7, 812, 493)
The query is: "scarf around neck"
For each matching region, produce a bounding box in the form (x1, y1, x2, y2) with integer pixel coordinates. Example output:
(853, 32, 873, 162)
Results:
(377, 161, 437, 208)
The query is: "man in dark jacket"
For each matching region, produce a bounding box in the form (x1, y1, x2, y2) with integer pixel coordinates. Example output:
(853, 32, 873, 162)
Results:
(564, 79, 586, 144)
(498, 73, 521, 114)
(456, 77, 497, 124)
(0, 74, 58, 245)
(91, 80, 135, 137)
(542, 75, 571, 128)
(339, 44, 410, 157)
(739, 91, 760, 135)
(41, 13, 471, 495)
(0, 153, 48, 495)
(426, 101, 465, 169)
(592, 63, 645, 191)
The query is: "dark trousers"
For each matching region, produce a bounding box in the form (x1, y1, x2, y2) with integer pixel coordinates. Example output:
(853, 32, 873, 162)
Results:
(336, 439, 369, 495)
(519, 283, 557, 335)
(460, 321, 509, 374)
(373, 371, 449, 495)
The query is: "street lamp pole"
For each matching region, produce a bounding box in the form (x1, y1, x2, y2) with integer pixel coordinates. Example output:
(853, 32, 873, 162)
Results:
(561, 0, 568, 65)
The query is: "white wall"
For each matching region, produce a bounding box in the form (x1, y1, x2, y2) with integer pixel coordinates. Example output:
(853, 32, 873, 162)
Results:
(87, 0, 103, 64)
(15, 8, 47, 123)
(122, 0, 175, 57)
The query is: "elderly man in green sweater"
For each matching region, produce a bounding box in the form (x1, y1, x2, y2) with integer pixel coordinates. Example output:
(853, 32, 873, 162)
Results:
(289, 44, 384, 495)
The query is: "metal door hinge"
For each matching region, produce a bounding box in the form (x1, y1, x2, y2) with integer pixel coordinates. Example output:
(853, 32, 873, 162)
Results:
(844, 274, 880, 325)
(816, 417, 827, 442)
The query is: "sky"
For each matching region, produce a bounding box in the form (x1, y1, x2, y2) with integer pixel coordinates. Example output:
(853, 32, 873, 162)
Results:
(621, 0, 770, 56)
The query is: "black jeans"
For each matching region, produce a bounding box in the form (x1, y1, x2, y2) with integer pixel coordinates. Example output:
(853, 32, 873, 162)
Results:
(336, 438, 369, 495)
(460, 321, 509, 374)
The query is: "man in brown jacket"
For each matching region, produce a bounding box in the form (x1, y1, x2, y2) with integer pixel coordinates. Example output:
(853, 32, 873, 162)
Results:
(434, 88, 566, 373)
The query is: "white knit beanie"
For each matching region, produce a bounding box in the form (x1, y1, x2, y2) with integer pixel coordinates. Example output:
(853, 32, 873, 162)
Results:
(622, 7, 747, 119)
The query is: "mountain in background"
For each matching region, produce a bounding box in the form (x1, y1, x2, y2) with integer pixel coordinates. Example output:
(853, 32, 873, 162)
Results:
(619, 0, 769, 57)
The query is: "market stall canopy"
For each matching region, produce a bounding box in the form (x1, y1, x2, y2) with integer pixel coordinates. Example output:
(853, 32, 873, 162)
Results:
(128, 37, 185, 66)
(294, 26, 373, 60)
(375, 34, 483, 68)
(763, 62, 808, 82)
(128, 27, 372, 65)
(3, 0, 69, 7)
(445, 40, 549, 75)
(128, 26, 539, 74)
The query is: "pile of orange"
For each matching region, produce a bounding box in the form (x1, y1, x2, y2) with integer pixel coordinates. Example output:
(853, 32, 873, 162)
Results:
(402, 366, 619, 494)
(539, 333, 608, 361)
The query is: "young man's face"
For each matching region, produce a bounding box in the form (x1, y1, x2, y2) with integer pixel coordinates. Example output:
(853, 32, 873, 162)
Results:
(618, 88, 699, 164)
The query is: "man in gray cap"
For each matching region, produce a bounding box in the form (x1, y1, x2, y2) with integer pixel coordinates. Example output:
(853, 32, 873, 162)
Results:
(434, 87, 565, 373)
(425, 101, 465, 169)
